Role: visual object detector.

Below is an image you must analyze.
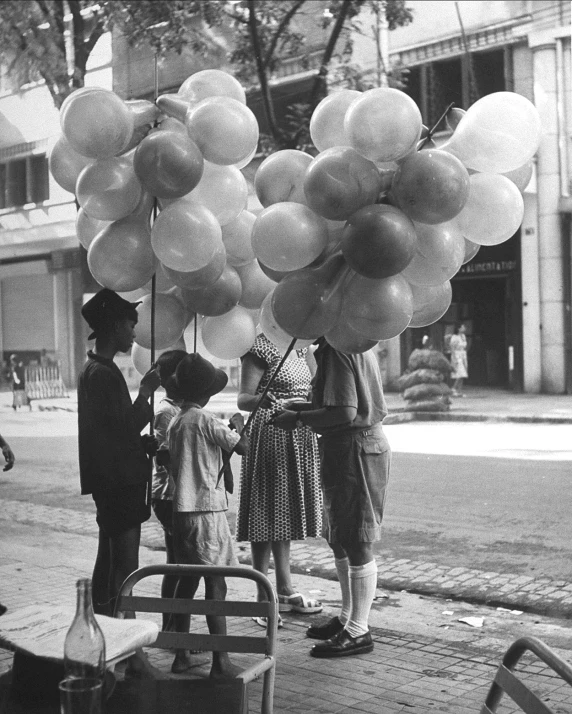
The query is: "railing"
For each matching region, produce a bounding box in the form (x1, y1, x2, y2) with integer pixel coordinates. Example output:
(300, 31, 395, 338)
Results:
(24, 363, 68, 400)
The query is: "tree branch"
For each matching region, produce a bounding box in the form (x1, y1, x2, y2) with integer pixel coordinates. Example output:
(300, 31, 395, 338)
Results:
(263, 0, 306, 69)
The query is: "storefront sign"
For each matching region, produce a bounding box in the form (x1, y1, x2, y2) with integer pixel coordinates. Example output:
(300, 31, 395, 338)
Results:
(459, 259, 517, 276)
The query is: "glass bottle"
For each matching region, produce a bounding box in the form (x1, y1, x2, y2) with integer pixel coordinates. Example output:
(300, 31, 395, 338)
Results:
(63, 578, 106, 680)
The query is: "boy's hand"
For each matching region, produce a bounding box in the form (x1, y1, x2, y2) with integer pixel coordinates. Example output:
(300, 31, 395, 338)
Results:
(2, 445, 14, 471)
(141, 434, 159, 457)
(139, 366, 160, 399)
(269, 409, 297, 431)
(156, 447, 170, 467)
(229, 412, 245, 432)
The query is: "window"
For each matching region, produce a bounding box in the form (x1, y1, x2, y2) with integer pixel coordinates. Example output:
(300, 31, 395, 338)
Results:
(0, 153, 49, 209)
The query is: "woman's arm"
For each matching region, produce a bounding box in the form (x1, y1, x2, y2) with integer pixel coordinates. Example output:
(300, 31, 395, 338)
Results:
(272, 405, 356, 431)
(237, 353, 275, 411)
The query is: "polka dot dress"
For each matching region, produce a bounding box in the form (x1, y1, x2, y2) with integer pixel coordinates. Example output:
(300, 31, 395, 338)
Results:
(236, 334, 322, 543)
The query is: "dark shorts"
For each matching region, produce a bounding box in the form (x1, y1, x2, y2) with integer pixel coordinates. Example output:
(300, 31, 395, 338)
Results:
(319, 423, 391, 544)
(152, 498, 173, 537)
(92, 483, 150, 538)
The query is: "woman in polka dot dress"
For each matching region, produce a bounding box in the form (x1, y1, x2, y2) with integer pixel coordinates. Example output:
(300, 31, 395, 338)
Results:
(237, 333, 323, 624)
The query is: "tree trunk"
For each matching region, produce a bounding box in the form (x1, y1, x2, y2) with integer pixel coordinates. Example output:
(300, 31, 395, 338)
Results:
(309, 0, 353, 108)
(247, 0, 282, 146)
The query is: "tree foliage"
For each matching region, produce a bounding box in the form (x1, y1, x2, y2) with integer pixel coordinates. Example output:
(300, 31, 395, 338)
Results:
(0, 0, 413, 148)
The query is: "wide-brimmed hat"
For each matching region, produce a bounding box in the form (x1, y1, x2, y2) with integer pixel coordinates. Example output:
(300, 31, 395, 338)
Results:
(81, 288, 141, 340)
(173, 353, 228, 402)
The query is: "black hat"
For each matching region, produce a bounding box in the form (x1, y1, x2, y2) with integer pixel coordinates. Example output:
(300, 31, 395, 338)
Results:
(81, 288, 141, 340)
(173, 353, 228, 402)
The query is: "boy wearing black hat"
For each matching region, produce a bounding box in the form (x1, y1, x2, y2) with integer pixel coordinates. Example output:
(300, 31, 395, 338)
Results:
(167, 352, 248, 678)
(78, 288, 160, 618)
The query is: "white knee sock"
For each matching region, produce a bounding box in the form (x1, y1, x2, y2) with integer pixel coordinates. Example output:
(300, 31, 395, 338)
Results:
(334, 557, 351, 626)
(345, 560, 378, 638)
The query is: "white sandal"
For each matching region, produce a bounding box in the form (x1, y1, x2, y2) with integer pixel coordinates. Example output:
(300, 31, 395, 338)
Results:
(253, 615, 283, 628)
(278, 593, 323, 614)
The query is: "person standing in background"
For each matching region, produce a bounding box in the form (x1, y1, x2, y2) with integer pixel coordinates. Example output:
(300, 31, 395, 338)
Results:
(9, 355, 30, 412)
(450, 323, 469, 397)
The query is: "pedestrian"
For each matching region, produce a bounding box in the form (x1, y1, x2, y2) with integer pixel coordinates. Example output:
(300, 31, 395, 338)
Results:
(9, 354, 30, 411)
(237, 334, 323, 626)
(0, 431, 15, 616)
(78, 287, 161, 678)
(151, 348, 194, 674)
(272, 338, 391, 658)
(167, 352, 249, 678)
(450, 323, 469, 396)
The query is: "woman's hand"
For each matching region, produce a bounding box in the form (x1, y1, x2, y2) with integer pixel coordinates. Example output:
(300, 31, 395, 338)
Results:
(257, 392, 277, 410)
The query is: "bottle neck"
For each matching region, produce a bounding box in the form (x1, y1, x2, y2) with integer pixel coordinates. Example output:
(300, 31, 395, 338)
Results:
(75, 578, 94, 619)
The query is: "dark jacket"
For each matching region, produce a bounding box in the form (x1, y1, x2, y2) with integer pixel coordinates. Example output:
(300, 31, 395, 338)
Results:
(78, 351, 152, 495)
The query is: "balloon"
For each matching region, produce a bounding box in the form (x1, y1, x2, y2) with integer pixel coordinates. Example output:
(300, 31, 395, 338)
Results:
(163, 247, 226, 289)
(221, 210, 256, 267)
(462, 238, 480, 264)
(186, 161, 247, 225)
(442, 91, 541, 173)
(251, 202, 329, 272)
(131, 339, 186, 377)
(76, 209, 111, 250)
(455, 173, 524, 246)
(133, 130, 204, 198)
(158, 116, 189, 135)
(341, 204, 417, 279)
(201, 306, 257, 360)
(185, 96, 259, 166)
(258, 261, 292, 282)
(60, 88, 134, 159)
(156, 94, 189, 122)
(87, 217, 157, 292)
(125, 99, 160, 128)
(445, 107, 466, 132)
(401, 220, 465, 286)
(259, 292, 314, 353)
(310, 90, 362, 152)
(408, 281, 453, 328)
(235, 259, 277, 309)
(303, 147, 382, 221)
(182, 264, 242, 316)
(325, 321, 379, 355)
(344, 87, 422, 163)
(49, 135, 92, 193)
(76, 156, 142, 220)
(342, 272, 413, 340)
(254, 150, 312, 207)
(131, 189, 154, 221)
(271, 255, 346, 340)
(502, 160, 534, 192)
(134, 292, 187, 349)
(178, 69, 246, 105)
(390, 150, 470, 224)
(151, 199, 224, 272)
(233, 144, 257, 170)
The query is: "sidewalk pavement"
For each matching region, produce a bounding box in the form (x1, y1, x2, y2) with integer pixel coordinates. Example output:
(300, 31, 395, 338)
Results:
(17, 384, 572, 424)
(1, 517, 572, 713)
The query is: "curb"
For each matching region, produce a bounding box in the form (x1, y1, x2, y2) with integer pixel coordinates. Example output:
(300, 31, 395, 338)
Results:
(383, 411, 572, 425)
(234, 543, 572, 621)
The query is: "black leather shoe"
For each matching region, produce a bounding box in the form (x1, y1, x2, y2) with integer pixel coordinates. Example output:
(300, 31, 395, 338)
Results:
(306, 616, 344, 641)
(310, 629, 374, 658)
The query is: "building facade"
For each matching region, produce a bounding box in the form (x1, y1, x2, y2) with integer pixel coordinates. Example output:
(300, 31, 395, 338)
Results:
(0, 1, 569, 392)
(370, 0, 571, 393)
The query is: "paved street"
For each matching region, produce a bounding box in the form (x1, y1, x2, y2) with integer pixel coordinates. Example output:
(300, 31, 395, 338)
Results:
(1, 388, 572, 711)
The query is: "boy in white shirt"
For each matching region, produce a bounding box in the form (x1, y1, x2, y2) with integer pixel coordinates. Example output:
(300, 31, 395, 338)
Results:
(167, 353, 248, 678)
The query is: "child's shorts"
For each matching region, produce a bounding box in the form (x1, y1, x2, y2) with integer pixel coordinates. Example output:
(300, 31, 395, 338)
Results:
(92, 483, 150, 538)
(173, 511, 238, 567)
(319, 423, 391, 544)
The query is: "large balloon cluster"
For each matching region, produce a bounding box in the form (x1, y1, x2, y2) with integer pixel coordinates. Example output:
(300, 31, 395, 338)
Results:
(49, 71, 541, 370)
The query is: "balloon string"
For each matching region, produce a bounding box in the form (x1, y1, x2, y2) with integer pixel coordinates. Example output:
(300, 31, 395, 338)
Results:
(215, 336, 298, 486)
(194, 313, 198, 353)
(418, 101, 456, 149)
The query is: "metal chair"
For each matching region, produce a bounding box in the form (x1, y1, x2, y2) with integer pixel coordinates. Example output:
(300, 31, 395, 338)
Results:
(114, 564, 278, 714)
(481, 636, 572, 713)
